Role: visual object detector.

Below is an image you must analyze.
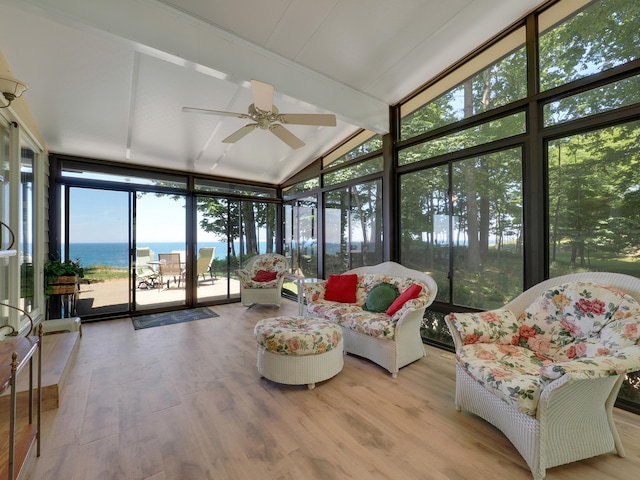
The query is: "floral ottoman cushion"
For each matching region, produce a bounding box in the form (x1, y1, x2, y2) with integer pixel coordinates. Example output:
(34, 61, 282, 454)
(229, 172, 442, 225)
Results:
(254, 316, 343, 356)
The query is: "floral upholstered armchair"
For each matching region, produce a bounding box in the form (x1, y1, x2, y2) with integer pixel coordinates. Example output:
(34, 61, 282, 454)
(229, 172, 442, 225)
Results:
(444, 272, 640, 479)
(236, 253, 289, 307)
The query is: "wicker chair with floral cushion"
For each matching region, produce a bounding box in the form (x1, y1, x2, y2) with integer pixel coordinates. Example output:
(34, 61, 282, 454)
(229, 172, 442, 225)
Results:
(444, 272, 640, 479)
(236, 253, 289, 307)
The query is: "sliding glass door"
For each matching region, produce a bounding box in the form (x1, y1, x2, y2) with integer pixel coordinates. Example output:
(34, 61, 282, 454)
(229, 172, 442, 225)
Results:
(66, 187, 130, 318)
(134, 192, 187, 310)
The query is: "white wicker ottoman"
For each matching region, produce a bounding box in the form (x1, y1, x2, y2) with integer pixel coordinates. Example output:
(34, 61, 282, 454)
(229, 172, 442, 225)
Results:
(253, 316, 344, 389)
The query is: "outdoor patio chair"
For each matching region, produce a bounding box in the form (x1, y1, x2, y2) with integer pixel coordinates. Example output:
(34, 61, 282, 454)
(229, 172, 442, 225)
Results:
(196, 247, 216, 283)
(135, 247, 159, 289)
(158, 252, 184, 289)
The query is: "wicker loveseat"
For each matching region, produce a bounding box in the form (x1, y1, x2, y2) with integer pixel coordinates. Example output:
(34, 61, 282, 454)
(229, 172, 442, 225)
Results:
(302, 261, 437, 377)
(444, 272, 640, 479)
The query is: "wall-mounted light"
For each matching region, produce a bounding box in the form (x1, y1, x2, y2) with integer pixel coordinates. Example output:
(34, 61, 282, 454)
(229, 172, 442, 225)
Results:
(0, 75, 28, 108)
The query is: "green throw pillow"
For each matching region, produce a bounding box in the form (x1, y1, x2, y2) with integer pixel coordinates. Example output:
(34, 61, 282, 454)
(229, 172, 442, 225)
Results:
(364, 282, 400, 313)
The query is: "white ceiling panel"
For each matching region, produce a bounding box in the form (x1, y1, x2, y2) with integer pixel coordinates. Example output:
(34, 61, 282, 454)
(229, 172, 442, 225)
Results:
(0, 0, 545, 184)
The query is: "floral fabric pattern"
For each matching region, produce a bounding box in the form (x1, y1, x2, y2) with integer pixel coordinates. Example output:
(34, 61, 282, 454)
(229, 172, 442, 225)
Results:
(518, 282, 640, 360)
(254, 316, 342, 356)
(340, 310, 396, 339)
(540, 345, 640, 382)
(448, 309, 519, 345)
(237, 253, 288, 288)
(450, 281, 640, 416)
(302, 274, 431, 339)
(458, 343, 554, 415)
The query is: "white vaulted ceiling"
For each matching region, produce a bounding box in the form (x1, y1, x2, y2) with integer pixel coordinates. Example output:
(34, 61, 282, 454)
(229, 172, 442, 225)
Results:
(0, 0, 544, 184)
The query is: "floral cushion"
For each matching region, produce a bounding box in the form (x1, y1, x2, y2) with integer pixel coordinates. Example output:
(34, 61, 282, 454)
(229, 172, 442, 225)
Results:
(448, 309, 519, 345)
(238, 253, 288, 288)
(517, 282, 640, 360)
(453, 281, 640, 416)
(340, 311, 396, 340)
(458, 343, 554, 415)
(306, 302, 363, 324)
(540, 346, 640, 382)
(250, 253, 288, 274)
(254, 316, 342, 356)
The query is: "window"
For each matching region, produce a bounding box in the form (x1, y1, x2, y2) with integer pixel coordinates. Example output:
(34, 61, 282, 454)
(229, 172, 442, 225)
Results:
(20, 147, 35, 313)
(323, 132, 382, 168)
(195, 178, 277, 198)
(399, 165, 450, 304)
(543, 74, 640, 126)
(400, 28, 527, 141)
(323, 156, 383, 186)
(283, 197, 318, 278)
(548, 119, 640, 277)
(539, 0, 640, 92)
(283, 177, 319, 196)
(324, 180, 383, 276)
(399, 112, 526, 166)
(1, 122, 10, 334)
(0, 121, 44, 335)
(400, 148, 523, 311)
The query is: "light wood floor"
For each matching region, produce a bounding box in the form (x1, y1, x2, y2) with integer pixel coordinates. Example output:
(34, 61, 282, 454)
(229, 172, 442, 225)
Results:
(24, 299, 640, 480)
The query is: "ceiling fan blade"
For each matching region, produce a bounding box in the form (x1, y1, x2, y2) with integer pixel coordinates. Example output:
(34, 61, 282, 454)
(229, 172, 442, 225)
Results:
(270, 124, 305, 149)
(223, 124, 258, 143)
(278, 113, 337, 127)
(182, 107, 248, 119)
(251, 79, 274, 112)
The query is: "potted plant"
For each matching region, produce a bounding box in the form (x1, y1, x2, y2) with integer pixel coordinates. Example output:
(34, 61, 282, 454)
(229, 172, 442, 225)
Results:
(44, 258, 84, 297)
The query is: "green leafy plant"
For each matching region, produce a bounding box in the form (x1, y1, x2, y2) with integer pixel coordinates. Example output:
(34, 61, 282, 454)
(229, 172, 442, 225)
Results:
(44, 258, 84, 296)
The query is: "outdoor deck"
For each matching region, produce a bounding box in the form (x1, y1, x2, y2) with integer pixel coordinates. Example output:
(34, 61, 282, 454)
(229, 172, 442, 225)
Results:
(71, 276, 243, 317)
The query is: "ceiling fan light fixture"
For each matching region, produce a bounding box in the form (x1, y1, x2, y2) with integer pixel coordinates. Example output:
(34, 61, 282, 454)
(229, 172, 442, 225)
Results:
(0, 75, 28, 108)
(183, 79, 336, 149)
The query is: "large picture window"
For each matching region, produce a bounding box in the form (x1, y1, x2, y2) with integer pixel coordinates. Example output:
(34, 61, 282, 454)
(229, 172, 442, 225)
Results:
(548, 119, 640, 277)
(324, 180, 383, 276)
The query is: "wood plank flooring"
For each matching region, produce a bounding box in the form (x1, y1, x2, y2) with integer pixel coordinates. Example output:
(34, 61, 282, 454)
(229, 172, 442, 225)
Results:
(21, 299, 640, 479)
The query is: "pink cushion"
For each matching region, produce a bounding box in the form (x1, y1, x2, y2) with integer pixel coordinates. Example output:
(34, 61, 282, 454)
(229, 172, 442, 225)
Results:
(386, 283, 423, 315)
(325, 274, 358, 303)
(252, 270, 278, 282)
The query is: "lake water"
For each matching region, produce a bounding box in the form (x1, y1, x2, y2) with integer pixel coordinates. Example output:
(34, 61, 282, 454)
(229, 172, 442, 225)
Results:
(68, 242, 240, 268)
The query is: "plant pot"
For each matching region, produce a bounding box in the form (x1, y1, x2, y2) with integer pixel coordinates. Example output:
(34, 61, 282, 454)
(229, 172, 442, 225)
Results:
(49, 275, 78, 294)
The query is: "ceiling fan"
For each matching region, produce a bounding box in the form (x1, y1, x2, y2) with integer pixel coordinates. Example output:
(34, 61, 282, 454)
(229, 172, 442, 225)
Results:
(182, 80, 337, 149)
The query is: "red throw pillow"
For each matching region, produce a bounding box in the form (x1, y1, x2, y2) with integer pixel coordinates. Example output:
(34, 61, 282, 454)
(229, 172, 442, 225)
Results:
(386, 283, 423, 315)
(252, 270, 278, 282)
(324, 274, 358, 303)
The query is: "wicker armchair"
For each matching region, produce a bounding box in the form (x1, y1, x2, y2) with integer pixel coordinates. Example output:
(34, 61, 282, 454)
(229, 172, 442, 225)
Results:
(236, 253, 289, 307)
(444, 272, 640, 479)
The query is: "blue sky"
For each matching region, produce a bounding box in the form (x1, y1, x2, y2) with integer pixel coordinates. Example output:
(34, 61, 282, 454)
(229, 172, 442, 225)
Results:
(68, 188, 218, 243)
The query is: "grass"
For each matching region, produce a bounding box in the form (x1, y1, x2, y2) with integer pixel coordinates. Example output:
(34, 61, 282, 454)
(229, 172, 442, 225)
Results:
(83, 265, 128, 282)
